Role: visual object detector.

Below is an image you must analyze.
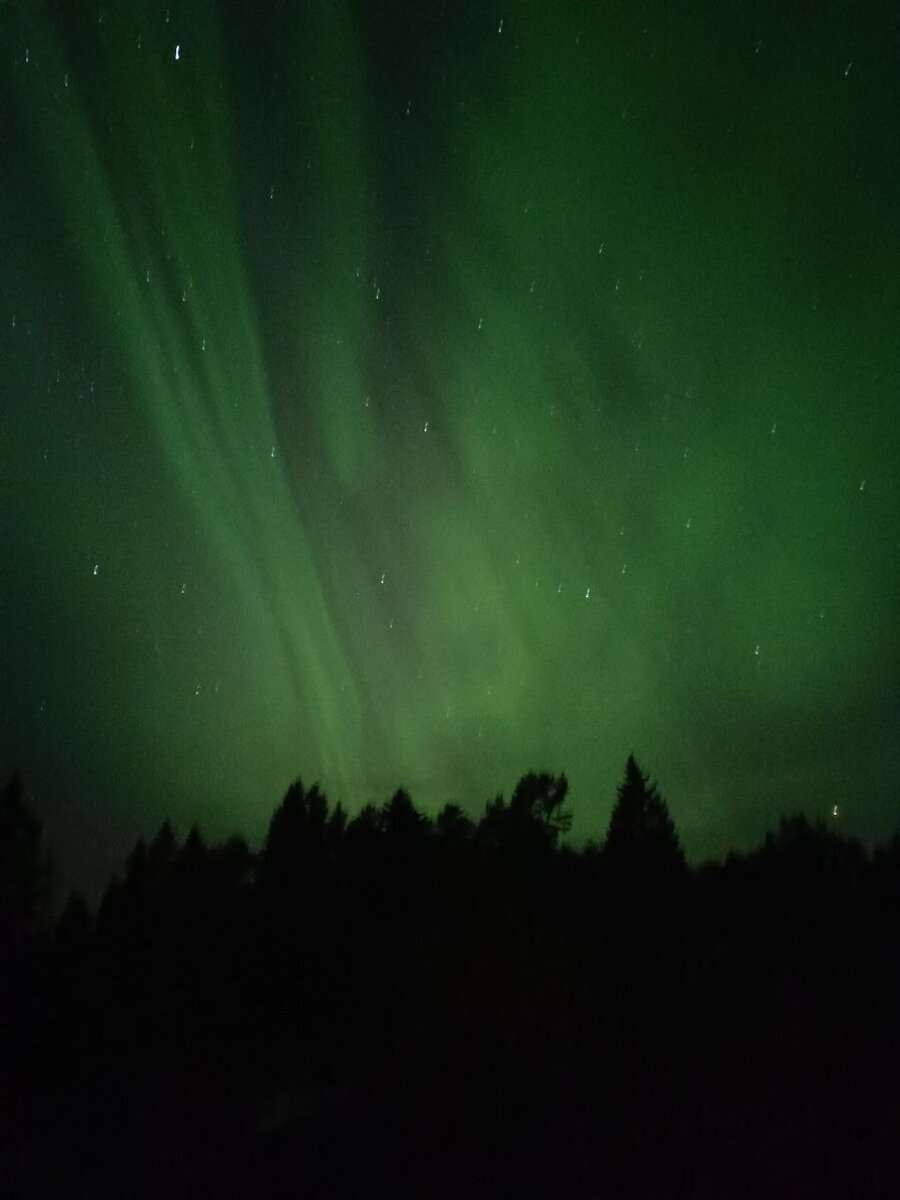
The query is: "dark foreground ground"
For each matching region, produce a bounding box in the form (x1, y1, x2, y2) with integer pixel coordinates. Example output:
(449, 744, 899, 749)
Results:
(4, 1042, 899, 1199)
(2, 778, 898, 1196)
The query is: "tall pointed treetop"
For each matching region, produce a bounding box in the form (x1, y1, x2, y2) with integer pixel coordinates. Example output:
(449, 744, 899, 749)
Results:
(604, 755, 684, 875)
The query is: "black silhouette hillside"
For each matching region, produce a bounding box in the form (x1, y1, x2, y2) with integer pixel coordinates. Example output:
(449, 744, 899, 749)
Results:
(0, 760, 897, 1198)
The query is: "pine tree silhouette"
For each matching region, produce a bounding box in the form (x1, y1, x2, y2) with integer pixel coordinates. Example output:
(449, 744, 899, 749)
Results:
(0, 773, 51, 948)
(604, 755, 684, 881)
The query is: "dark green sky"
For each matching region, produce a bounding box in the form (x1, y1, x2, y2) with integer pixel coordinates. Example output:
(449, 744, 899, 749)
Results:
(2, 0, 897, 893)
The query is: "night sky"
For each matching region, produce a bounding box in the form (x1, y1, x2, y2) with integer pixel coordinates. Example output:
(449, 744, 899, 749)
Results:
(2, 0, 898, 895)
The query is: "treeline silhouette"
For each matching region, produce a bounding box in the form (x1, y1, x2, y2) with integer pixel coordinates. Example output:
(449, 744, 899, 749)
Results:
(0, 759, 898, 1198)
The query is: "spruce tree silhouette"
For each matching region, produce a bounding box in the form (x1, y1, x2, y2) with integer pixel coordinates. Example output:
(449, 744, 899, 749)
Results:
(147, 818, 178, 879)
(381, 787, 431, 842)
(0, 773, 50, 949)
(55, 889, 90, 949)
(257, 779, 331, 904)
(435, 803, 475, 842)
(755, 812, 865, 887)
(603, 755, 684, 882)
(601, 750, 686, 1021)
(326, 800, 348, 845)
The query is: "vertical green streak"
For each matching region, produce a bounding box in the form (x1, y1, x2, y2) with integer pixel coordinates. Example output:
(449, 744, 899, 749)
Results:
(12, 4, 362, 789)
(292, 0, 375, 491)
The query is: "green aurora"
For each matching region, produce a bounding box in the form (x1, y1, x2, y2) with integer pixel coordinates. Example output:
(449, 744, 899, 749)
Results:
(1, 0, 897, 892)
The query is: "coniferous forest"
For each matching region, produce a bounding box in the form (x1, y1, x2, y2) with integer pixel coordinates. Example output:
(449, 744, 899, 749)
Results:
(1, 760, 899, 1198)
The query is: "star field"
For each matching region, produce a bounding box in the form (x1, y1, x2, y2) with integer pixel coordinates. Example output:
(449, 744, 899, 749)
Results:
(1, 0, 897, 892)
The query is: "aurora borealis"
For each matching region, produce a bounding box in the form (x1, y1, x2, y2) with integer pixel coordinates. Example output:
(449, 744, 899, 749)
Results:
(2, 0, 897, 893)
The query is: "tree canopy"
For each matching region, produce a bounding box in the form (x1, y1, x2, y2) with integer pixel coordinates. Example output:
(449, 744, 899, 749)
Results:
(603, 755, 685, 881)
